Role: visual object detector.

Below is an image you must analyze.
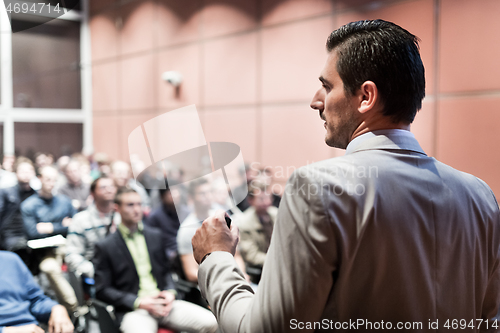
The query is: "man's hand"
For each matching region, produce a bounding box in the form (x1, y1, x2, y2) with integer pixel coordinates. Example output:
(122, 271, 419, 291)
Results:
(158, 290, 176, 316)
(158, 290, 176, 305)
(37, 222, 54, 234)
(62, 217, 72, 227)
(192, 210, 239, 264)
(138, 295, 169, 318)
(4, 324, 44, 333)
(48, 305, 74, 333)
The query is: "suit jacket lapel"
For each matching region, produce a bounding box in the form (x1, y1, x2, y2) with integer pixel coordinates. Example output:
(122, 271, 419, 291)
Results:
(143, 228, 160, 286)
(113, 231, 136, 271)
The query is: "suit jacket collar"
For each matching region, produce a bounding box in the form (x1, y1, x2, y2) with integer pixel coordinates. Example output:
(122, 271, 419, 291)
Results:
(345, 129, 426, 156)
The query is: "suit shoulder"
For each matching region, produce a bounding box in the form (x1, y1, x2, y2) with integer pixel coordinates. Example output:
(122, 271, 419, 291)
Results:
(434, 160, 499, 210)
(290, 157, 357, 187)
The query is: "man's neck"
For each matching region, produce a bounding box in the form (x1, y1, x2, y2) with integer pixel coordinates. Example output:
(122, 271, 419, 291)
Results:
(122, 221, 139, 233)
(95, 200, 114, 214)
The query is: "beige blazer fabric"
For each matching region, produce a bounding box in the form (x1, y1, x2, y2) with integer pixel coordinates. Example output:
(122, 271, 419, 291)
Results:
(198, 132, 500, 333)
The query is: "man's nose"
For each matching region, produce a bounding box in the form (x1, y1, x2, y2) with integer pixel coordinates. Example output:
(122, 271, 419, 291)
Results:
(310, 89, 325, 111)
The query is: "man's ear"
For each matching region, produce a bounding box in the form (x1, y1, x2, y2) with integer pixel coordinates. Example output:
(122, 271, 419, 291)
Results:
(357, 81, 379, 114)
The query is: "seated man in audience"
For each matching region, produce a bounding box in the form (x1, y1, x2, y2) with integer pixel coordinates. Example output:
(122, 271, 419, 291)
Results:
(0, 157, 36, 254)
(237, 182, 278, 284)
(66, 176, 119, 278)
(110, 160, 151, 214)
(94, 187, 218, 333)
(21, 165, 78, 314)
(177, 178, 248, 284)
(0, 250, 74, 333)
(58, 159, 91, 212)
(145, 180, 190, 266)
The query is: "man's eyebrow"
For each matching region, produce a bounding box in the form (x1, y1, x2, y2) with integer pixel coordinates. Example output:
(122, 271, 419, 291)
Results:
(319, 76, 332, 86)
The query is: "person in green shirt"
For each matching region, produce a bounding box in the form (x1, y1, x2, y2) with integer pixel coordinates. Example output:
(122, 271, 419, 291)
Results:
(94, 187, 218, 333)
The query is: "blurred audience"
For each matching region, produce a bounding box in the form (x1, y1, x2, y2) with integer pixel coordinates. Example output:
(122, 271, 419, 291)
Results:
(176, 178, 214, 283)
(236, 182, 278, 284)
(177, 178, 248, 285)
(2, 154, 15, 172)
(0, 148, 279, 321)
(94, 188, 218, 333)
(236, 165, 281, 212)
(91, 152, 111, 180)
(145, 180, 190, 266)
(21, 165, 78, 313)
(0, 251, 73, 333)
(211, 178, 242, 218)
(57, 159, 91, 212)
(0, 166, 17, 189)
(65, 176, 119, 278)
(0, 157, 36, 254)
(111, 160, 151, 215)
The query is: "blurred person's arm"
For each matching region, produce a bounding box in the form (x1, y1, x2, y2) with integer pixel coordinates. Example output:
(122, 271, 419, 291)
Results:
(21, 200, 43, 240)
(65, 213, 94, 277)
(3, 324, 44, 333)
(8, 252, 59, 323)
(180, 254, 199, 283)
(47, 305, 73, 333)
(47, 199, 75, 237)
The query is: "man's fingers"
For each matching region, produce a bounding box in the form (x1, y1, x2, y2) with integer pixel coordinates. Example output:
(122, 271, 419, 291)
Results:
(63, 322, 74, 333)
(214, 209, 227, 225)
(155, 298, 168, 306)
(230, 224, 239, 239)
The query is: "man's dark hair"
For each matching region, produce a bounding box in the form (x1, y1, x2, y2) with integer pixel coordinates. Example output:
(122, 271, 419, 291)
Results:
(326, 19, 425, 123)
(188, 178, 209, 198)
(91, 176, 111, 194)
(114, 186, 138, 205)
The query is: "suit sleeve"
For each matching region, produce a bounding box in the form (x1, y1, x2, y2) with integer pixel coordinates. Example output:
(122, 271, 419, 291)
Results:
(480, 184, 500, 333)
(198, 169, 339, 333)
(93, 241, 137, 310)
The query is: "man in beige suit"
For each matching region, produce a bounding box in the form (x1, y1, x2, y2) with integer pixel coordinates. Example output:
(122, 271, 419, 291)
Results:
(192, 20, 500, 332)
